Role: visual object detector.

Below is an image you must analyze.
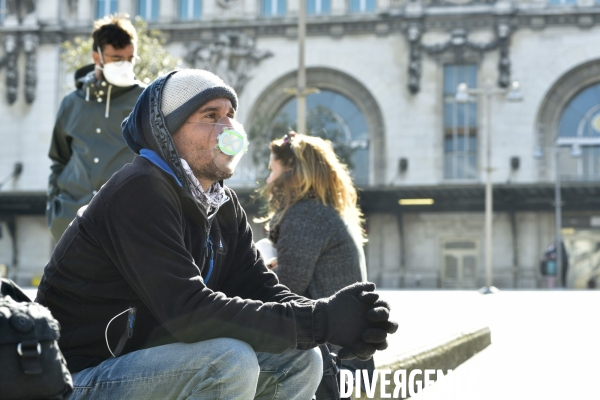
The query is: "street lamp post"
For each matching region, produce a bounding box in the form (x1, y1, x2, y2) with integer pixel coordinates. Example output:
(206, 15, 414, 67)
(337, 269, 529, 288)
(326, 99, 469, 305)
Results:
(283, 0, 319, 133)
(554, 143, 562, 288)
(456, 80, 523, 293)
(297, 0, 307, 134)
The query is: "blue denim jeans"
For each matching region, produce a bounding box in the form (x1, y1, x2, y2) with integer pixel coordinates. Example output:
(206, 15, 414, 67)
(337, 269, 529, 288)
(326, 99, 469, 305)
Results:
(70, 338, 322, 399)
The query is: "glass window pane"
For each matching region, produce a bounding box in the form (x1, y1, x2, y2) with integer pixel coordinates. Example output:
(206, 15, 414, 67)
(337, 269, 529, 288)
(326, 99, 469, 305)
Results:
(139, 0, 146, 17)
(443, 64, 478, 180)
(456, 155, 465, 178)
(152, 0, 160, 20)
(277, 0, 286, 15)
(559, 83, 600, 139)
(444, 255, 459, 278)
(456, 136, 465, 152)
(469, 136, 477, 151)
(261, 0, 269, 15)
(366, 0, 376, 11)
(443, 65, 455, 95)
(321, 0, 331, 13)
(138, 0, 160, 20)
(97, 0, 117, 17)
(194, 0, 202, 18)
(444, 155, 453, 179)
(467, 155, 477, 178)
(273, 90, 369, 185)
(443, 102, 454, 129)
(350, 0, 360, 12)
(463, 255, 476, 278)
(307, 0, 316, 14)
(444, 137, 453, 153)
(180, 0, 188, 18)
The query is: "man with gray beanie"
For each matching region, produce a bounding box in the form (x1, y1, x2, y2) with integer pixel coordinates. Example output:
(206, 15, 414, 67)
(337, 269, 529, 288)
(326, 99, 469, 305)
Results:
(36, 69, 397, 400)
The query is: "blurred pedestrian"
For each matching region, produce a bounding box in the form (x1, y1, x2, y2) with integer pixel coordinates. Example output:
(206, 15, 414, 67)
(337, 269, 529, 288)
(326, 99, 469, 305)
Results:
(258, 132, 373, 398)
(46, 14, 144, 241)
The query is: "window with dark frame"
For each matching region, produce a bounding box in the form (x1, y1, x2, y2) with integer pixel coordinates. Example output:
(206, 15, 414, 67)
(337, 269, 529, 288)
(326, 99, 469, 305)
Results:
(307, 0, 331, 15)
(138, 0, 160, 21)
(97, 0, 118, 18)
(261, 0, 287, 17)
(179, 0, 202, 20)
(349, 0, 375, 13)
(443, 64, 478, 180)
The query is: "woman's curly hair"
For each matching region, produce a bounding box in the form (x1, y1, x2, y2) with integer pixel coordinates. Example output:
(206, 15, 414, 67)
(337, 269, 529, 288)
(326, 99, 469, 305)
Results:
(258, 132, 365, 242)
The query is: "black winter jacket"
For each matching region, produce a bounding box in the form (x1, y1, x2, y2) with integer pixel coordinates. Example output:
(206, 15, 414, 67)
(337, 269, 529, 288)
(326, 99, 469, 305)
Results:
(36, 156, 316, 373)
(36, 72, 318, 373)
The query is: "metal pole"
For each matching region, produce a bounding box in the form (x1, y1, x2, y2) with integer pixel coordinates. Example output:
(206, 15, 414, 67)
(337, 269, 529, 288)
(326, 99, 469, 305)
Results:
(554, 144, 563, 288)
(485, 86, 493, 288)
(297, 0, 307, 134)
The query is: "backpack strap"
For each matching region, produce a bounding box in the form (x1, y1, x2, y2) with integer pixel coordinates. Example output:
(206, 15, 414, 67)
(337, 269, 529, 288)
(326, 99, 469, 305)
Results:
(318, 344, 341, 400)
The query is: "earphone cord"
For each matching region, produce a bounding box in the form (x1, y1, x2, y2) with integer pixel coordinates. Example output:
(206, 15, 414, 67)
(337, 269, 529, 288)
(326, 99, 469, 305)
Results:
(105, 307, 134, 358)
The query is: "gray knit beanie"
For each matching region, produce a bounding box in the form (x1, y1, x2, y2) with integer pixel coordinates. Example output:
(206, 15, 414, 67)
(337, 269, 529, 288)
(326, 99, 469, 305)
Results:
(161, 69, 238, 135)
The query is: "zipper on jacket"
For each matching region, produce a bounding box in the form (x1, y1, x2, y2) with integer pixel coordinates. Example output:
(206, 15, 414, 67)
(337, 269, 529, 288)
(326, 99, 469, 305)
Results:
(204, 227, 215, 284)
(127, 307, 136, 338)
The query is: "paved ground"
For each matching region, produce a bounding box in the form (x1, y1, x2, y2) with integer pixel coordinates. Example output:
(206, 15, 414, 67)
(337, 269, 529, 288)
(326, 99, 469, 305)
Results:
(373, 290, 487, 368)
(379, 290, 600, 400)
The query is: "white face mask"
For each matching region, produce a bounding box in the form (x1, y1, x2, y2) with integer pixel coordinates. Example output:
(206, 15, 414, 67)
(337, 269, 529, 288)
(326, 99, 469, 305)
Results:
(97, 47, 136, 87)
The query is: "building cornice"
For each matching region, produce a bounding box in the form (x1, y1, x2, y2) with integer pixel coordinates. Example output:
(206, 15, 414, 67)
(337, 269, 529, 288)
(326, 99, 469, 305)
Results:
(3, 6, 600, 45)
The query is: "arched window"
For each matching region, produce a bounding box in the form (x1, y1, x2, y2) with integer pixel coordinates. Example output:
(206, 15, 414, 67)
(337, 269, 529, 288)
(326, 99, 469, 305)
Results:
(245, 68, 385, 187)
(272, 90, 370, 185)
(558, 83, 600, 179)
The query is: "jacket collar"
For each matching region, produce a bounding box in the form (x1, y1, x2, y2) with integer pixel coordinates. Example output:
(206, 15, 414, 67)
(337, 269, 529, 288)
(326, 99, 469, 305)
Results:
(77, 70, 142, 101)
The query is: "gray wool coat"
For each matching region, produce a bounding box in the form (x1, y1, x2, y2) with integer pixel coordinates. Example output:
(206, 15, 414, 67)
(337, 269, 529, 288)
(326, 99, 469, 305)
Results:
(271, 199, 367, 300)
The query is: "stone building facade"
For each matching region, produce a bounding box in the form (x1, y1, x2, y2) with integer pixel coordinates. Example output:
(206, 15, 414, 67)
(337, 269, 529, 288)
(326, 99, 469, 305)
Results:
(1, 0, 600, 289)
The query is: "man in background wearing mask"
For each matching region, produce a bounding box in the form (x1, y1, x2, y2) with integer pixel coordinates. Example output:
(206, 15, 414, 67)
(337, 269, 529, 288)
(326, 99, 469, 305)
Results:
(46, 14, 144, 241)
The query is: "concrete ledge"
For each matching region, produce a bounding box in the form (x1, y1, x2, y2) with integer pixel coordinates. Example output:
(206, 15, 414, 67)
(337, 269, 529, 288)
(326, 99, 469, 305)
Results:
(355, 326, 492, 400)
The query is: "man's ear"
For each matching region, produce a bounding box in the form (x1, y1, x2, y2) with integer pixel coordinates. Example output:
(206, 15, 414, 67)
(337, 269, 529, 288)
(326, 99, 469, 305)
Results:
(92, 51, 101, 66)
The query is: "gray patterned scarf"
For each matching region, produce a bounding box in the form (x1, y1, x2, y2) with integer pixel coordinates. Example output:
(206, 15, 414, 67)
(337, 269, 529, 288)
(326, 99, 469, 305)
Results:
(180, 158, 228, 212)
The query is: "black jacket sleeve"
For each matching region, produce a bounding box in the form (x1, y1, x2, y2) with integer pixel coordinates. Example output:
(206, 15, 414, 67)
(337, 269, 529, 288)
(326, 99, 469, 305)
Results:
(218, 188, 313, 305)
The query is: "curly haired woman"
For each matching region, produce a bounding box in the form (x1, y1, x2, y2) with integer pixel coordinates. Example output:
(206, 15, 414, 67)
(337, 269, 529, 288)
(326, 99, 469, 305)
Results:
(258, 132, 373, 399)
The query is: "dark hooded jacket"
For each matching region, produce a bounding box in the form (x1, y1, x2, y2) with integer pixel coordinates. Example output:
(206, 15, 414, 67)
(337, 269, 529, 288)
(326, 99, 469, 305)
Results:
(46, 65, 145, 241)
(36, 71, 317, 374)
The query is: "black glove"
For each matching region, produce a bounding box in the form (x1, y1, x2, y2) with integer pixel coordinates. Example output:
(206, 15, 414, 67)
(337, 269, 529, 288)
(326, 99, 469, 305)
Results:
(314, 282, 398, 361)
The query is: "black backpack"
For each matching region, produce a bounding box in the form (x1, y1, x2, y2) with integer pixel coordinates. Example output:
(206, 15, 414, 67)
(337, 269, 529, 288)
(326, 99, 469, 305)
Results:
(0, 278, 73, 400)
(315, 344, 341, 400)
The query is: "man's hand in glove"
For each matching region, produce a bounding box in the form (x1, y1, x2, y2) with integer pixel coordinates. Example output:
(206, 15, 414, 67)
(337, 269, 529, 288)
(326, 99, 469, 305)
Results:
(313, 282, 398, 361)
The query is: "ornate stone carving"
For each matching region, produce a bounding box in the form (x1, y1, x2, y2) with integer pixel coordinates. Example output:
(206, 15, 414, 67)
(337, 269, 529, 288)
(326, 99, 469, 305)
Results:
(1, 36, 19, 104)
(0, 34, 38, 104)
(429, 0, 495, 5)
(405, 22, 513, 94)
(6, 0, 35, 24)
(66, 0, 78, 14)
(0, 0, 37, 104)
(184, 32, 273, 95)
(22, 33, 38, 104)
(217, 0, 241, 9)
(407, 24, 422, 94)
